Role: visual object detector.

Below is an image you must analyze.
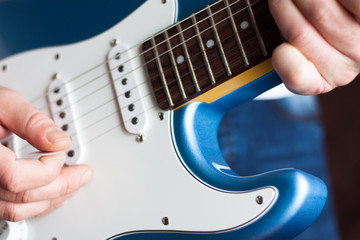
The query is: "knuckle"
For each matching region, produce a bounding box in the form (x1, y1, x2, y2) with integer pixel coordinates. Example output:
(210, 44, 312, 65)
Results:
(15, 191, 33, 203)
(59, 178, 73, 196)
(2, 203, 22, 222)
(310, 4, 333, 26)
(285, 24, 312, 47)
(24, 111, 50, 136)
(2, 171, 21, 193)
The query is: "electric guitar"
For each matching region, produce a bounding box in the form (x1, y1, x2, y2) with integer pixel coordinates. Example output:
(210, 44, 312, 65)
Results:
(0, 0, 327, 239)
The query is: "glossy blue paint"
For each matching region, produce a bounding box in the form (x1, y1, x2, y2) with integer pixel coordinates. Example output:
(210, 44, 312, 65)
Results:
(0, 0, 146, 59)
(0, 0, 328, 238)
(176, 0, 217, 20)
(111, 73, 327, 239)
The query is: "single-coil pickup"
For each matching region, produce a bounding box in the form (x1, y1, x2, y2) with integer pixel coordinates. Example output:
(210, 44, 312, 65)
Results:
(48, 77, 81, 165)
(107, 44, 146, 134)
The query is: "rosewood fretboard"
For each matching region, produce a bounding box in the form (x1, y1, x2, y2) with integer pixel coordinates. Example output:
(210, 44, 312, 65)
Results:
(142, 0, 283, 110)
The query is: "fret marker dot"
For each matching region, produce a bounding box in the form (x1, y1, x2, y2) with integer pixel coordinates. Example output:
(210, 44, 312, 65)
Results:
(206, 39, 215, 49)
(240, 21, 249, 30)
(176, 55, 185, 65)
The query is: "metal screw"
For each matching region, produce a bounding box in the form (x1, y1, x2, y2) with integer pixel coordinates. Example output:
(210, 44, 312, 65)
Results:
(121, 78, 128, 85)
(256, 195, 264, 205)
(2, 64, 7, 72)
(67, 150, 75, 158)
(162, 217, 169, 225)
(131, 117, 139, 125)
(128, 104, 135, 112)
(56, 99, 63, 106)
(59, 111, 66, 119)
(62, 124, 69, 131)
(158, 112, 165, 121)
(162, 0, 167, 3)
(111, 39, 120, 46)
(52, 72, 61, 80)
(125, 91, 131, 98)
(55, 53, 60, 60)
(136, 135, 145, 143)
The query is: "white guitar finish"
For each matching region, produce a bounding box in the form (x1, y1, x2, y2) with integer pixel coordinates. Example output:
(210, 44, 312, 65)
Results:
(0, 0, 277, 239)
(0, 220, 27, 240)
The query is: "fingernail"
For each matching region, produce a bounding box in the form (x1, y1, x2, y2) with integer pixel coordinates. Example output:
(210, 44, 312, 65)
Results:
(46, 127, 70, 144)
(81, 170, 93, 185)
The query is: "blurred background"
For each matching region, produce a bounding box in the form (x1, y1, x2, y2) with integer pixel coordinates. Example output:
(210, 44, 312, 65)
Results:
(319, 75, 360, 240)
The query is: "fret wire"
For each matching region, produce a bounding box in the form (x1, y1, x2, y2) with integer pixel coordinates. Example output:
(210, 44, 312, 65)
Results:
(164, 31, 187, 100)
(224, 0, 250, 66)
(245, 0, 267, 56)
(176, 24, 201, 92)
(206, 6, 232, 77)
(150, 38, 174, 107)
(191, 14, 216, 85)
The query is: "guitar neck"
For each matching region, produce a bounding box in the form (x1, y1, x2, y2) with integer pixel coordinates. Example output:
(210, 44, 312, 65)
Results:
(142, 0, 283, 110)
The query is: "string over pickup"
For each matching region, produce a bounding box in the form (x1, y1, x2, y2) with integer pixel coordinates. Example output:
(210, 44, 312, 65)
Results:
(47, 76, 81, 165)
(107, 44, 146, 134)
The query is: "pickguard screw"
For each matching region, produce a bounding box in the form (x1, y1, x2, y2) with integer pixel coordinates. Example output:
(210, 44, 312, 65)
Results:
(55, 53, 60, 60)
(67, 150, 75, 158)
(256, 195, 264, 205)
(52, 72, 61, 80)
(158, 112, 165, 121)
(111, 38, 120, 46)
(162, 0, 167, 3)
(162, 217, 169, 226)
(136, 135, 145, 143)
(2, 64, 7, 72)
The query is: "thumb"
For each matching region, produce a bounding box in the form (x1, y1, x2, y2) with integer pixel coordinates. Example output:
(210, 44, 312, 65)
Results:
(0, 87, 71, 152)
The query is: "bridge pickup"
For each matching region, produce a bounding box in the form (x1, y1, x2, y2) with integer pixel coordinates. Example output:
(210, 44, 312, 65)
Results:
(107, 44, 146, 135)
(47, 76, 81, 165)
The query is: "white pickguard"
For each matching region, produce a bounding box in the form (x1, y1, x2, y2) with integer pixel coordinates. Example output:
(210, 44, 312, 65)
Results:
(0, 0, 277, 239)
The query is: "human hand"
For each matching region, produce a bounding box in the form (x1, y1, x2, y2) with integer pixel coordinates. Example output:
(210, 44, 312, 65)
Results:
(0, 87, 93, 221)
(269, 0, 360, 95)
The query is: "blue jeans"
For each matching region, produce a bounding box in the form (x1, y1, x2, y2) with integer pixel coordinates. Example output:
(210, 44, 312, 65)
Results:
(218, 95, 339, 239)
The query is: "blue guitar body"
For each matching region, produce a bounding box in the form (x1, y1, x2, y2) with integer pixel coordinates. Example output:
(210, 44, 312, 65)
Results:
(0, 0, 327, 239)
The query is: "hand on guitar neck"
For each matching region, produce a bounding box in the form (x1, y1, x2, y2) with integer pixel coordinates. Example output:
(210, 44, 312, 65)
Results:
(269, 0, 360, 95)
(0, 87, 94, 221)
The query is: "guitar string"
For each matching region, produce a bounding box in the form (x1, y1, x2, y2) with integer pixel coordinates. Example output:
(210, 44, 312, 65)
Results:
(17, 2, 272, 154)
(18, 37, 265, 155)
(20, 11, 282, 157)
(32, 0, 260, 112)
(47, 1, 261, 117)
(36, 0, 261, 120)
(30, 0, 256, 107)
(17, 1, 271, 154)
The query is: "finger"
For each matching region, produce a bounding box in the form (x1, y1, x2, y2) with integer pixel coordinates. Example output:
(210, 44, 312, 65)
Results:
(0, 147, 66, 193)
(0, 196, 67, 222)
(293, 0, 360, 64)
(339, 0, 360, 21)
(272, 43, 332, 94)
(0, 124, 11, 139)
(33, 196, 68, 218)
(0, 165, 93, 203)
(269, 0, 357, 93)
(0, 87, 71, 152)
